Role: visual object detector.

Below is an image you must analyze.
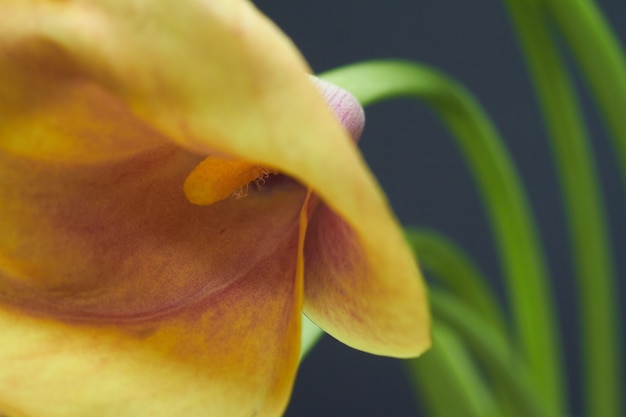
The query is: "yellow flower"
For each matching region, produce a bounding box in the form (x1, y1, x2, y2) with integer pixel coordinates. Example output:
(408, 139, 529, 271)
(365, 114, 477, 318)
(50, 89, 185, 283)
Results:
(0, 1, 430, 416)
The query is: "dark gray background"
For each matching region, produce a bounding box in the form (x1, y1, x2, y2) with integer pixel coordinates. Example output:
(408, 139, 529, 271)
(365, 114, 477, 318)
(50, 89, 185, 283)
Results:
(252, 1, 626, 416)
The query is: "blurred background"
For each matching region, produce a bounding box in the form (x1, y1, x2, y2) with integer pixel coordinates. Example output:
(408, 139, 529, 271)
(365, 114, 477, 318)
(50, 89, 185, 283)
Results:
(253, 1, 626, 416)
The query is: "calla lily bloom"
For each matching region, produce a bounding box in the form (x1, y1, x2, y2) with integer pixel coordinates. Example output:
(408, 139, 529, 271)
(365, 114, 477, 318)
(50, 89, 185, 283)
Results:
(0, 1, 430, 416)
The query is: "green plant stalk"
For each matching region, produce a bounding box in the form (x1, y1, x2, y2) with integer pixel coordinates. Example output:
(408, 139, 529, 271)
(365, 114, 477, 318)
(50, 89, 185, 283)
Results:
(541, 0, 626, 187)
(300, 314, 323, 359)
(503, 1, 622, 415)
(407, 321, 498, 417)
(404, 228, 507, 336)
(429, 289, 550, 417)
(405, 229, 531, 416)
(321, 61, 564, 415)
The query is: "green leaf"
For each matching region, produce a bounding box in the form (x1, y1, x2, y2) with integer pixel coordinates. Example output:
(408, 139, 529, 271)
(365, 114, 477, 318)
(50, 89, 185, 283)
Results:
(407, 321, 498, 417)
(429, 289, 550, 417)
(405, 228, 506, 336)
(503, 1, 622, 414)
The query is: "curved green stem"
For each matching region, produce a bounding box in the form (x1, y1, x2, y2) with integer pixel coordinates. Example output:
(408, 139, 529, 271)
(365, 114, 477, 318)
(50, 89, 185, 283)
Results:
(404, 228, 507, 336)
(503, 2, 621, 415)
(321, 60, 564, 415)
(429, 290, 550, 417)
(407, 321, 498, 417)
(541, 0, 626, 187)
(405, 228, 527, 416)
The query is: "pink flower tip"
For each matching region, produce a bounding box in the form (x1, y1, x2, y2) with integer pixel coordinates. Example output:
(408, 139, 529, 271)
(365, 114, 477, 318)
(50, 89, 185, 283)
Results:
(312, 77, 365, 143)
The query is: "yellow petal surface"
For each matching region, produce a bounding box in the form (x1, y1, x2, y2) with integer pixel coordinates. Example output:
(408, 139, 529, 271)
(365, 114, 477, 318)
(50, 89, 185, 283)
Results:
(0, 9, 309, 411)
(0, 0, 430, 414)
(18, 0, 430, 356)
(303, 201, 430, 357)
(0, 119, 308, 416)
(0, 140, 308, 416)
(301, 79, 430, 357)
(0, 231, 303, 416)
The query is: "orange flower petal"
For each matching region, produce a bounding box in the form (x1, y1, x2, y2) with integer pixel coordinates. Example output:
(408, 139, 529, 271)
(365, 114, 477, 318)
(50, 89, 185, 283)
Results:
(304, 201, 431, 357)
(0, 15, 310, 410)
(8, 0, 431, 356)
(0, 223, 303, 416)
(0, 1, 430, 414)
(0, 128, 309, 415)
(302, 80, 430, 357)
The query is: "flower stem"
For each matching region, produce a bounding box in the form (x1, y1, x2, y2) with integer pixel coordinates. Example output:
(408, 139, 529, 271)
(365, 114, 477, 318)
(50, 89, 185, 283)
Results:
(404, 228, 507, 336)
(541, 0, 626, 188)
(300, 314, 323, 359)
(404, 229, 544, 416)
(321, 60, 565, 416)
(429, 290, 550, 417)
(407, 320, 498, 417)
(503, 1, 622, 415)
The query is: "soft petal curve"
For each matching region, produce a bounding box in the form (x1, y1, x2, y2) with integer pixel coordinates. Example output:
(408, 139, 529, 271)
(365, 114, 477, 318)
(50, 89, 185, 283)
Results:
(304, 201, 431, 357)
(0, 128, 309, 415)
(0, 227, 303, 416)
(303, 80, 430, 357)
(0, 0, 431, 414)
(0, 22, 310, 412)
(0, 0, 431, 356)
